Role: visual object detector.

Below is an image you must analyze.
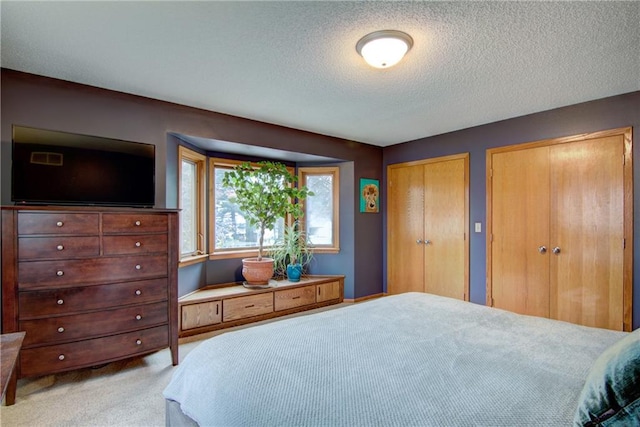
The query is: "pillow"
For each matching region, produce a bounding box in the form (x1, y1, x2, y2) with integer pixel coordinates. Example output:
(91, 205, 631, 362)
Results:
(573, 328, 640, 426)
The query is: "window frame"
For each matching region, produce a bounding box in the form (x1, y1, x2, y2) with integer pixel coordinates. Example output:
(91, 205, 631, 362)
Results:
(208, 157, 297, 260)
(298, 166, 340, 253)
(178, 145, 208, 266)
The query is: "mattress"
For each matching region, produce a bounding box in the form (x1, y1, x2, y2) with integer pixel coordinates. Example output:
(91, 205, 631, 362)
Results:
(164, 292, 628, 426)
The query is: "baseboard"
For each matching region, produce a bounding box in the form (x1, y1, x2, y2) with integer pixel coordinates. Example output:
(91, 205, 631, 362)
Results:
(343, 293, 384, 303)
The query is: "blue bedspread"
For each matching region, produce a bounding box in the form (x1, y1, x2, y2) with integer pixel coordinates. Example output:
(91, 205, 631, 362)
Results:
(164, 292, 626, 426)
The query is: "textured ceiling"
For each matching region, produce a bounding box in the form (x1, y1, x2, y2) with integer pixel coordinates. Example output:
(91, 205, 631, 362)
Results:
(1, 1, 639, 147)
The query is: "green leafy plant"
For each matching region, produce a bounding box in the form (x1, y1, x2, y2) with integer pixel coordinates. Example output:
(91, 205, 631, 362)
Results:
(269, 221, 314, 278)
(221, 161, 312, 261)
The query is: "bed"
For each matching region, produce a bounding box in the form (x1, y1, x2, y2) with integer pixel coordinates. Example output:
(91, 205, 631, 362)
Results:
(163, 292, 639, 426)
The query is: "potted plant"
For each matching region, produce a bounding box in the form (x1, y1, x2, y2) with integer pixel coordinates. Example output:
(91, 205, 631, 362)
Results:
(269, 220, 314, 282)
(221, 161, 311, 287)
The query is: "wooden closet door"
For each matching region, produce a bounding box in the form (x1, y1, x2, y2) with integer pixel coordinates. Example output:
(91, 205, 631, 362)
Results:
(387, 164, 425, 294)
(550, 135, 625, 330)
(423, 159, 466, 300)
(490, 147, 550, 317)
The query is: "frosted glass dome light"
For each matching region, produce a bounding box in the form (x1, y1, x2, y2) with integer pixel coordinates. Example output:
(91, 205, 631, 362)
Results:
(356, 30, 413, 69)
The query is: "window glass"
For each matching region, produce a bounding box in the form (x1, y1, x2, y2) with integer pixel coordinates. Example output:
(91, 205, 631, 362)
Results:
(212, 163, 284, 253)
(299, 167, 340, 252)
(305, 174, 334, 245)
(181, 159, 198, 255)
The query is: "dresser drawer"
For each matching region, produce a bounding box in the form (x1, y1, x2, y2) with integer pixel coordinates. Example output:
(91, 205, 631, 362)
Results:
(103, 234, 168, 255)
(18, 255, 168, 289)
(274, 285, 316, 311)
(18, 236, 100, 260)
(19, 278, 168, 318)
(316, 280, 341, 303)
(19, 325, 169, 377)
(223, 293, 273, 322)
(102, 214, 168, 234)
(18, 212, 99, 235)
(20, 301, 168, 347)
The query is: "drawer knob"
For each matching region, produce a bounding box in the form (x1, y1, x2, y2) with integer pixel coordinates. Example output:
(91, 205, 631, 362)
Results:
(57, 299, 64, 305)
(56, 270, 64, 276)
(135, 264, 142, 270)
(135, 220, 141, 226)
(135, 290, 142, 296)
(135, 241, 141, 247)
(56, 244, 64, 251)
(136, 339, 142, 345)
(135, 314, 142, 320)
(58, 354, 65, 361)
(56, 221, 64, 227)
(57, 327, 65, 333)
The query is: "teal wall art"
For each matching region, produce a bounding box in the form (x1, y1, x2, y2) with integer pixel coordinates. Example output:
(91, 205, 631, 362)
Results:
(360, 178, 379, 213)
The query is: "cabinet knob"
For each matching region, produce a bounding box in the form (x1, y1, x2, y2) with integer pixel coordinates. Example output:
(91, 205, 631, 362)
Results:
(416, 239, 423, 244)
(56, 221, 64, 227)
(57, 244, 64, 251)
(538, 246, 547, 254)
(136, 339, 142, 345)
(135, 241, 141, 247)
(425, 240, 432, 245)
(135, 264, 142, 270)
(135, 290, 142, 296)
(552, 246, 561, 254)
(58, 354, 65, 361)
(135, 220, 141, 226)
(135, 315, 142, 320)
(57, 299, 64, 305)
(57, 327, 65, 333)
(56, 270, 64, 276)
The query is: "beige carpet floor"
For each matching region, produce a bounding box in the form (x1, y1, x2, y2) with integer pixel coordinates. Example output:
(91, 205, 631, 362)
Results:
(0, 304, 347, 427)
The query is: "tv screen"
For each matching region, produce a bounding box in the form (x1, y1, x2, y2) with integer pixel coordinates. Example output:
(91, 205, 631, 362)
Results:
(11, 126, 155, 207)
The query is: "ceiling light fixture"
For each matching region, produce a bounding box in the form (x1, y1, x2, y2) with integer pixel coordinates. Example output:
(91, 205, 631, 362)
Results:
(356, 30, 413, 69)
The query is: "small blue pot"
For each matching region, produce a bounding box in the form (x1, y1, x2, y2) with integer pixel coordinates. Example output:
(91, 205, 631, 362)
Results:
(286, 264, 303, 282)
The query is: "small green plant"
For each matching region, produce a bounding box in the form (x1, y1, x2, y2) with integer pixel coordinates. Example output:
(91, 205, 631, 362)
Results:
(221, 161, 312, 261)
(269, 221, 314, 278)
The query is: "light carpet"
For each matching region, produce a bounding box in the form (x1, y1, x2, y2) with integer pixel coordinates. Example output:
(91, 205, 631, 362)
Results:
(0, 304, 347, 427)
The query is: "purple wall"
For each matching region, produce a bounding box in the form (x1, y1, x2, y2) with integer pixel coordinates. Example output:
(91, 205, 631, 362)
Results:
(383, 91, 640, 329)
(0, 69, 383, 300)
(2, 68, 637, 321)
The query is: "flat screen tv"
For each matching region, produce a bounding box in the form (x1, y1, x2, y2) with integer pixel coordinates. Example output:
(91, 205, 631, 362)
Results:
(11, 126, 155, 207)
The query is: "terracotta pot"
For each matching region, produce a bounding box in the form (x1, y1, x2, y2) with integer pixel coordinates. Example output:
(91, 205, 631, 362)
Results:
(242, 257, 274, 286)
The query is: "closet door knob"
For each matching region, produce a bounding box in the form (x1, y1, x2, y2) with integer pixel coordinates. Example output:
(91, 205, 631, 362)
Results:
(538, 246, 547, 254)
(416, 239, 423, 244)
(425, 240, 432, 245)
(552, 247, 561, 254)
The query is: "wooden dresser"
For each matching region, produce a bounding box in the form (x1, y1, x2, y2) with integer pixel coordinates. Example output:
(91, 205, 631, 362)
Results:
(178, 275, 344, 337)
(1, 206, 179, 405)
